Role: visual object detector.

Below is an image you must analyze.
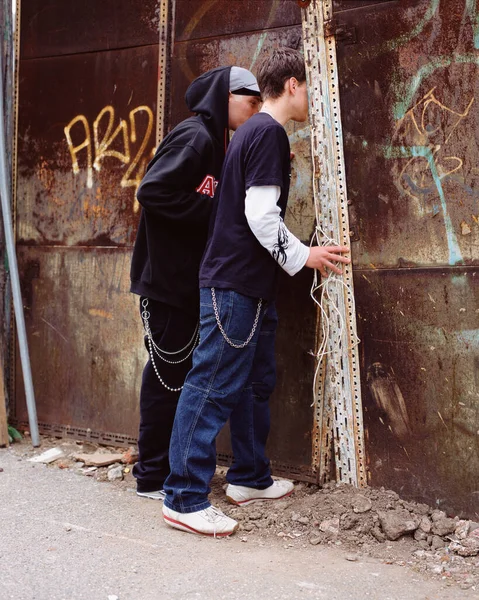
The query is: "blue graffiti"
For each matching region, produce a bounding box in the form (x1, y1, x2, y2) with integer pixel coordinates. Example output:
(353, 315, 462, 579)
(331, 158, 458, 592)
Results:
(383, 145, 463, 265)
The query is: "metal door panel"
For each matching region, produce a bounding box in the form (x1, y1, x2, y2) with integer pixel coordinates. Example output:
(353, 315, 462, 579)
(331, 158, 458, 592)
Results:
(355, 267, 479, 517)
(16, 247, 143, 439)
(333, 1, 398, 10)
(174, 0, 301, 42)
(21, 0, 161, 59)
(336, 0, 479, 268)
(17, 46, 158, 247)
(333, 0, 479, 516)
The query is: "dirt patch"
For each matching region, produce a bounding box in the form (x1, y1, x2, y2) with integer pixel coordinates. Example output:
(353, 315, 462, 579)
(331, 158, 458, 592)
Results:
(8, 435, 479, 593)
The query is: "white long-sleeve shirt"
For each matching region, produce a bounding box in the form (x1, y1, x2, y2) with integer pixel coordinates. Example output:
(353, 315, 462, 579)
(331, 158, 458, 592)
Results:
(245, 185, 309, 276)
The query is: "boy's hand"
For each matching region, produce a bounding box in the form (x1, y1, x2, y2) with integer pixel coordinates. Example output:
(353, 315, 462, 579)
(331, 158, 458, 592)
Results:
(305, 245, 350, 278)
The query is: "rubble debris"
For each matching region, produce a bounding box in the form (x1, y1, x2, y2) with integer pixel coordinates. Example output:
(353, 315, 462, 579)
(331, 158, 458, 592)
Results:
(345, 554, 358, 561)
(449, 528, 479, 557)
(121, 447, 139, 464)
(319, 518, 340, 537)
(107, 465, 124, 481)
(352, 494, 372, 514)
(418, 516, 432, 533)
(73, 452, 124, 467)
(431, 516, 457, 537)
(377, 509, 418, 541)
(28, 448, 64, 464)
(81, 466, 98, 476)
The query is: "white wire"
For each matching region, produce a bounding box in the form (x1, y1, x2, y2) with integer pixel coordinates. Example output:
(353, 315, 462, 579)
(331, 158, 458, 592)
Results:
(308, 220, 360, 409)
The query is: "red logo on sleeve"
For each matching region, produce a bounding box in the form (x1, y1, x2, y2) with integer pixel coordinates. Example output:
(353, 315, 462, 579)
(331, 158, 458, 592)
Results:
(196, 175, 218, 198)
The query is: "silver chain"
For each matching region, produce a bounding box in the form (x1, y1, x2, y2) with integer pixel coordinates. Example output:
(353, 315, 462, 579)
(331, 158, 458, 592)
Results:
(211, 287, 262, 349)
(141, 298, 199, 392)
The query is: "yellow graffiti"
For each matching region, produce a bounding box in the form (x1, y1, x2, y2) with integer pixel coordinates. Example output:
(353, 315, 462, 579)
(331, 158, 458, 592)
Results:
(93, 106, 130, 171)
(64, 115, 93, 188)
(122, 107, 155, 193)
(64, 105, 154, 212)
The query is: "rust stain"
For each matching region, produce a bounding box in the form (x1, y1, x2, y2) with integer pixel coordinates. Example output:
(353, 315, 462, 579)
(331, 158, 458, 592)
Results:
(88, 308, 114, 320)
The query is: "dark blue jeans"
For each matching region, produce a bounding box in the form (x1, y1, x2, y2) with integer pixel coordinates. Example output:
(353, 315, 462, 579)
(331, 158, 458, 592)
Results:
(163, 288, 277, 513)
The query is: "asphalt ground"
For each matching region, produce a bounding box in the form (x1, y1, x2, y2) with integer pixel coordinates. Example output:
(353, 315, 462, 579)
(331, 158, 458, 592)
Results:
(0, 447, 475, 600)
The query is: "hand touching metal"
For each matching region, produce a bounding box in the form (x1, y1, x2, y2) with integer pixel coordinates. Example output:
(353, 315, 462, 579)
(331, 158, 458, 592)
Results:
(305, 245, 350, 278)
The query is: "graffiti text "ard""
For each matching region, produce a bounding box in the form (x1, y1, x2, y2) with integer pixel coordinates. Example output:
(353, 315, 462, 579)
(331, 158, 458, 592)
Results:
(64, 105, 154, 202)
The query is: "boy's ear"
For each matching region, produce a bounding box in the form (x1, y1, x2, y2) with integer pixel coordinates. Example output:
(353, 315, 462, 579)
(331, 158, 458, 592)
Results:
(285, 77, 299, 95)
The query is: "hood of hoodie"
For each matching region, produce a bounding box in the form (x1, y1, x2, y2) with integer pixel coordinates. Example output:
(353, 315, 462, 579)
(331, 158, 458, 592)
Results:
(185, 66, 231, 148)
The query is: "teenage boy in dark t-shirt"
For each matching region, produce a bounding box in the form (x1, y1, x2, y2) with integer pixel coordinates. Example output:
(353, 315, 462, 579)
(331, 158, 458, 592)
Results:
(163, 49, 350, 537)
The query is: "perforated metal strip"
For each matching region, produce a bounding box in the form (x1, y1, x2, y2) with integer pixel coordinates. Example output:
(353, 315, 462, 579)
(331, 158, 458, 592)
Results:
(9, 0, 22, 414)
(156, 0, 171, 147)
(301, 0, 366, 487)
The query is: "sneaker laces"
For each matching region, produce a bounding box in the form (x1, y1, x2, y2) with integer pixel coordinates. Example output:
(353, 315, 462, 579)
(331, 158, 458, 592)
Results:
(201, 506, 225, 523)
(201, 506, 227, 538)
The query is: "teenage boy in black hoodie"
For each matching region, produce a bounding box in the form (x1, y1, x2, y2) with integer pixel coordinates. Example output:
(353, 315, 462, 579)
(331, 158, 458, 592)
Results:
(130, 66, 262, 501)
(162, 49, 350, 536)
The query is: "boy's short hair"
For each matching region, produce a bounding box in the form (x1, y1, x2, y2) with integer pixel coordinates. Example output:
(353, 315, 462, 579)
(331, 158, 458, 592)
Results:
(257, 48, 306, 100)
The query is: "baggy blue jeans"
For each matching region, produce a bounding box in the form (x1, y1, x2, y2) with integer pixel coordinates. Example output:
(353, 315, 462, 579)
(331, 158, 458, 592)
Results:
(163, 288, 277, 513)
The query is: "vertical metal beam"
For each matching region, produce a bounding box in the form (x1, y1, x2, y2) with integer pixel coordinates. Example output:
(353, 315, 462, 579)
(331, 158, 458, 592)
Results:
(0, 0, 15, 445)
(0, 0, 40, 447)
(156, 0, 173, 147)
(301, 0, 366, 486)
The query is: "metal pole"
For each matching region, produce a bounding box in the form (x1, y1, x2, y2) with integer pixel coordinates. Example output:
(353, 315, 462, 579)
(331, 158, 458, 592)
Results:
(0, 35, 40, 447)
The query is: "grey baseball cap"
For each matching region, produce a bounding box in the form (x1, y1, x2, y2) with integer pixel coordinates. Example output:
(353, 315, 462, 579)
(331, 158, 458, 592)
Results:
(229, 66, 261, 96)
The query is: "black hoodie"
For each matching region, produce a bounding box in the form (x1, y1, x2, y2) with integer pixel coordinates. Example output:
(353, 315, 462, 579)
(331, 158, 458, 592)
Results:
(130, 66, 231, 315)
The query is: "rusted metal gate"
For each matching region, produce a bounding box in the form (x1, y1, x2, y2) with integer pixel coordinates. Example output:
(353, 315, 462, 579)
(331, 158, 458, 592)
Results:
(331, 0, 479, 518)
(13, 0, 478, 517)
(14, 0, 161, 443)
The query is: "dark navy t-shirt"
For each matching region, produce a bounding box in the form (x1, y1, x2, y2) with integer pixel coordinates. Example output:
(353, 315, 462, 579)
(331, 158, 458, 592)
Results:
(199, 112, 291, 301)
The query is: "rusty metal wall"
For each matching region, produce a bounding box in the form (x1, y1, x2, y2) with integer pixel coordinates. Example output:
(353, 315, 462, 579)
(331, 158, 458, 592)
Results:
(333, 0, 478, 517)
(15, 0, 322, 476)
(15, 0, 160, 441)
(14, 0, 479, 516)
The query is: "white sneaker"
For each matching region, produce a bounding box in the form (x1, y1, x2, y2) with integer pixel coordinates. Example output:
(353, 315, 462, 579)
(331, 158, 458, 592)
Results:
(162, 504, 238, 537)
(136, 489, 166, 501)
(226, 480, 294, 506)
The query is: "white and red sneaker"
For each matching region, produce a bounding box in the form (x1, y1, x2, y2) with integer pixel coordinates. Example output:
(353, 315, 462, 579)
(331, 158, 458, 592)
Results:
(226, 480, 294, 506)
(162, 504, 238, 537)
